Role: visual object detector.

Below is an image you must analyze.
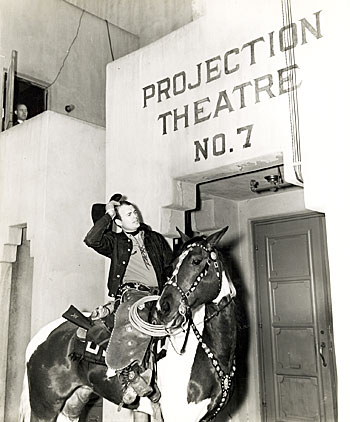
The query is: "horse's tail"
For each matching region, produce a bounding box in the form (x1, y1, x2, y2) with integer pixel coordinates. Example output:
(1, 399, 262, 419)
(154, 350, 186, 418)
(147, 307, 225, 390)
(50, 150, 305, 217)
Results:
(18, 366, 30, 422)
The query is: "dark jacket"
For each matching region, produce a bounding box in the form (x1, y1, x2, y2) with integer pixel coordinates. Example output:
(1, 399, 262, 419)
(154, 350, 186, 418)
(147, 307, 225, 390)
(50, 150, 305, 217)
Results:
(84, 213, 173, 297)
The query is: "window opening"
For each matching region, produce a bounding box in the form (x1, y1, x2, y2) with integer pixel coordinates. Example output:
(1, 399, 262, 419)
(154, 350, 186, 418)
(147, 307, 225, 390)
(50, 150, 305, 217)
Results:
(2, 73, 47, 130)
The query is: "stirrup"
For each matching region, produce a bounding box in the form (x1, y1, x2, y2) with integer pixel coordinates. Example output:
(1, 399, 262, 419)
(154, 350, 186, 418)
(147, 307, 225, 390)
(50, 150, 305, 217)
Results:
(122, 385, 138, 404)
(128, 368, 153, 397)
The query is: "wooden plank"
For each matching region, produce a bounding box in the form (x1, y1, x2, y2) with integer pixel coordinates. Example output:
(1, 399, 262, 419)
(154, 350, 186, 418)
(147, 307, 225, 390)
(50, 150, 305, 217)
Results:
(4, 50, 17, 130)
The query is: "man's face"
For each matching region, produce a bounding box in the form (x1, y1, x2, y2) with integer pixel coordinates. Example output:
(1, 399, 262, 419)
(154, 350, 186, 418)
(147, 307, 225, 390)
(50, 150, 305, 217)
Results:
(118, 204, 140, 232)
(16, 104, 28, 121)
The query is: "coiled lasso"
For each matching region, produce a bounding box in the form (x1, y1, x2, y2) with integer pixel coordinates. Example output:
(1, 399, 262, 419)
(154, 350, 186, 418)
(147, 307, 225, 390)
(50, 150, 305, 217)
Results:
(129, 295, 168, 337)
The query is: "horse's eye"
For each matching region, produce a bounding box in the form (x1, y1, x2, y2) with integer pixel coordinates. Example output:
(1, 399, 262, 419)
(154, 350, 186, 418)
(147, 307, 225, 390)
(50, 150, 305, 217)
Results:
(192, 258, 202, 265)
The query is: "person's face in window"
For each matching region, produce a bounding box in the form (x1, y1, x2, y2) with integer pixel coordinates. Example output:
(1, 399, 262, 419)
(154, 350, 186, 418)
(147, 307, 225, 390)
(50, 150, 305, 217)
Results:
(118, 204, 140, 232)
(16, 104, 28, 121)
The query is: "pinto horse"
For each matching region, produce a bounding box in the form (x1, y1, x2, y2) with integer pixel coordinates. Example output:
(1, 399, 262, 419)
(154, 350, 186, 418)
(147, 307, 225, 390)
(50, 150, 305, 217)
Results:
(19, 227, 237, 422)
(155, 226, 237, 422)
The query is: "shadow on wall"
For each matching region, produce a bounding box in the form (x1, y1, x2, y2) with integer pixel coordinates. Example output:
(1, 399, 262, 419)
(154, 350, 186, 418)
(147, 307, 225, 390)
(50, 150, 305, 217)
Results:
(218, 239, 250, 420)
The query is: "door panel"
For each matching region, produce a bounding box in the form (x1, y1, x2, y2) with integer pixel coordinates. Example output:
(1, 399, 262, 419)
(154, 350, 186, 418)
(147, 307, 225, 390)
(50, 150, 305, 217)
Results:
(277, 375, 320, 421)
(254, 214, 336, 422)
(268, 234, 310, 278)
(271, 281, 313, 324)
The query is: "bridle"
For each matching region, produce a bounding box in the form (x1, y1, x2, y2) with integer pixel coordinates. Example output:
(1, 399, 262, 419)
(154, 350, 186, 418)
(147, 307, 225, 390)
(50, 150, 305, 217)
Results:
(163, 241, 236, 420)
(165, 241, 222, 319)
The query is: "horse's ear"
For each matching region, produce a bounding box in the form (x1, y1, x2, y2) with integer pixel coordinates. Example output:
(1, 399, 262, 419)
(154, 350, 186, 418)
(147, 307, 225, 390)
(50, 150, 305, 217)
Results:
(207, 226, 229, 247)
(176, 227, 190, 243)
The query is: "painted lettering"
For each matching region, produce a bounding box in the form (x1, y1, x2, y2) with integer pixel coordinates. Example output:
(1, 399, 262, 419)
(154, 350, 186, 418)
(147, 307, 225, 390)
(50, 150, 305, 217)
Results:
(224, 48, 240, 74)
(254, 74, 275, 103)
(173, 72, 186, 96)
(194, 97, 211, 125)
(188, 63, 202, 89)
(213, 91, 234, 118)
(237, 124, 254, 148)
(279, 23, 298, 52)
(278, 64, 299, 95)
(269, 31, 275, 57)
(143, 84, 155, 108)
(157, 111, 172, 135)
(241, 37, 265, 65)
(194, 126, 253, 162)
(142, 10, 322, 109)
(213, 133, 226, 156)
(194, 137, 209, 162)
(158, 66, 302, 135)
(174, 105, 189, 131)
(206, 56, 222, 83)
(232, 82, 252, 109)
(300, 11, 322, 44)
(157, 78, 171, 103)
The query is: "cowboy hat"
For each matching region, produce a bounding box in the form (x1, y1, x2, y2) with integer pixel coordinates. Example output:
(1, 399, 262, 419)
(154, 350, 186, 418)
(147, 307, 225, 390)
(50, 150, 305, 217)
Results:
(91, 193, 123, 223)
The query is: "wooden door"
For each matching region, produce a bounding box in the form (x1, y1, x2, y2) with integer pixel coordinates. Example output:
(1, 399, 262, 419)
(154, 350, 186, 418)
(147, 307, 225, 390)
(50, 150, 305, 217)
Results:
(254, 214, 337, 422)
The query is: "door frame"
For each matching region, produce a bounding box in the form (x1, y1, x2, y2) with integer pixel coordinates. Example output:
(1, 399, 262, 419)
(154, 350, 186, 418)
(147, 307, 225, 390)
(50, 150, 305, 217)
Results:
(251, 211, 337, 421)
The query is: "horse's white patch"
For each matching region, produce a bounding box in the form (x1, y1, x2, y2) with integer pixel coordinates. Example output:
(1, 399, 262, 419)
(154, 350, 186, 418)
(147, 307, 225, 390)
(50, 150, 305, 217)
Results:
(18, 367, 30, 422)
(25, 317, 67, 362)
(213, 270, 236, 304)
(157, 304, 211, 422)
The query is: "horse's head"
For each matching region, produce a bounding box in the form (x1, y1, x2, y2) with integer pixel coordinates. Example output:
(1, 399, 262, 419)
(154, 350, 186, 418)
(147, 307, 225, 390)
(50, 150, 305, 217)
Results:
(156, 226, 230, 331)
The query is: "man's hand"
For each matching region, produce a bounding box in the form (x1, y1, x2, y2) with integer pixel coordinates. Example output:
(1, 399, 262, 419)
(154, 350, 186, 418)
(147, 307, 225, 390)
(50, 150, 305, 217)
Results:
(105, 200, 119, 219)
(91, 305, 110, 320)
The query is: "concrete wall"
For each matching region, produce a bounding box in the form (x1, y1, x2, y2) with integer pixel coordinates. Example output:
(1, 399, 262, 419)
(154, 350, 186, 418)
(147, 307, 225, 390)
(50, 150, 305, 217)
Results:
(0, 0, 139, 127)
(0, 111, 106, 333)
(0, 111, 107, 419)
(65, 0, 196, 47)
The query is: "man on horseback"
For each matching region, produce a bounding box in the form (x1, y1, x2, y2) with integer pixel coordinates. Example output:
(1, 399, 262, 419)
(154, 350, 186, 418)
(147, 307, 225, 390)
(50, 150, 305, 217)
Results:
(84, 193, 173, 419)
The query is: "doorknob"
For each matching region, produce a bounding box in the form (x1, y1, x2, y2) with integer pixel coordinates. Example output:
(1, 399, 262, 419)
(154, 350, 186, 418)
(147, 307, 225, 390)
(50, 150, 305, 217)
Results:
(319, 341, 327, 367)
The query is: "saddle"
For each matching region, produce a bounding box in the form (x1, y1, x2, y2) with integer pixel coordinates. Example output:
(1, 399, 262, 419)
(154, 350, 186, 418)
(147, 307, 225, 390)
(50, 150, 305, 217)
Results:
(62, 305, 110, 365)
(62, 290, 160, 405)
